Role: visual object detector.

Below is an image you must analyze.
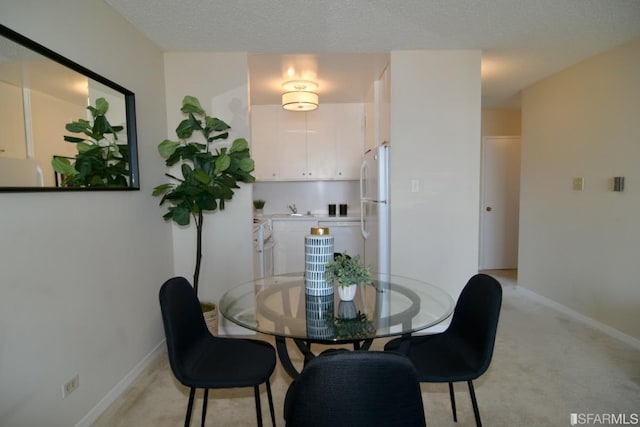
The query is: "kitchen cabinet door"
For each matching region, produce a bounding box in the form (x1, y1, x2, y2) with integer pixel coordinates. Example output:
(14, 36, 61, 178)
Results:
(379, 65, 391, 145)
(334, 103, 365, 180)
(251, 105, 280, 180)
(277, 109, 308, 180)
(273, 219, 318, 274)
(252, 103, 365, 182)
(306, 106, 337, 179)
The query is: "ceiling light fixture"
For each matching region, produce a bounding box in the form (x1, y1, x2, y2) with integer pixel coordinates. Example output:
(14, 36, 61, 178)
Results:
(282, 80, 318, 111)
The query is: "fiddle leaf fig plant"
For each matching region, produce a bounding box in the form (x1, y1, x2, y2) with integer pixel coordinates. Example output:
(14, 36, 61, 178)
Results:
(52, 97, 129, 187)
(153, 96, 255, 295)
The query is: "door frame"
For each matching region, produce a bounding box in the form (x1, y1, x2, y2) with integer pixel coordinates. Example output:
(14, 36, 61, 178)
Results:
(479, 135, 521, 270)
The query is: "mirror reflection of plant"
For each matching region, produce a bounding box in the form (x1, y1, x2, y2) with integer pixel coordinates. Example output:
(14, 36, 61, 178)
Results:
(153, 96, 255, 296)
(52, 97, 129, 187)
(328, 312, 375, 340)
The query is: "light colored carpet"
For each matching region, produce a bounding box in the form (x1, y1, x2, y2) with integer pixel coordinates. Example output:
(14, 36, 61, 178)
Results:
(92, 271, 640, 426)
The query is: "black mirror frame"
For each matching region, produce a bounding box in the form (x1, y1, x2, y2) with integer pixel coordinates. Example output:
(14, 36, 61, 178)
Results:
(0, 23, 139, 192)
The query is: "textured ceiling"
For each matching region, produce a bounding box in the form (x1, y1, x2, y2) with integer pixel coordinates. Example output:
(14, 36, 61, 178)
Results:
(105, 0, 640, 108)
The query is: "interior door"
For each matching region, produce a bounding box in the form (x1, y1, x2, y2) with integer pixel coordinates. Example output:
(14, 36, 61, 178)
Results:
(480, 136, 521, 270)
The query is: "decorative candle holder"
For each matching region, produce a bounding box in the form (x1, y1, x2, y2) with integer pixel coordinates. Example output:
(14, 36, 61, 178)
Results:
(304, 227, 334, 296)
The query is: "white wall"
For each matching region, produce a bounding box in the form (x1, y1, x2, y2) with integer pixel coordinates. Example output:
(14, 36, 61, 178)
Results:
(389, 50, 482, 300)
(0, 2, 172, 426)
(164, 53, 255, 304)
(519, 38, 640, 342)
(482, 109, 521, 136)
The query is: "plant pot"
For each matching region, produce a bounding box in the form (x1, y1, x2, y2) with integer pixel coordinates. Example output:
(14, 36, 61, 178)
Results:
(202, 304, 218, 335)
(338, 284, 357, 301)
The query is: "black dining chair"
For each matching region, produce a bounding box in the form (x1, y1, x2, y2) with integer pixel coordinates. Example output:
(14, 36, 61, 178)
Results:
(284, 350, 426, 427)
(159, 277, 277, 427)
(384, 273, 502, 427)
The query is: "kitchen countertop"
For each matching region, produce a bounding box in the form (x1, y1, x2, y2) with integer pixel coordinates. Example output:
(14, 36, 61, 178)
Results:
(263, 214, 361, 222)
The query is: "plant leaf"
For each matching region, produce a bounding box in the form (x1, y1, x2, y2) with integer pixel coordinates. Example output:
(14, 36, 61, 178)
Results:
(181, 96, 205, 115)
(205, 116, 230, 133)
(237, 157, 255, 172)
(63, 136, 86, 144)
(230, 138, 248, 153)
(176, 119, 195, 139)
(171, 206, 191, 226)
(214, 153, 231, 175)
(152, 183, 173, 196)
(65, 119, 92, 134)
(94, 97, 109, 115)
(51, 156, 77, 176)
(193, 170, 211, 185)
(76, 142, 94, 153)
(158, 140, 181, 158)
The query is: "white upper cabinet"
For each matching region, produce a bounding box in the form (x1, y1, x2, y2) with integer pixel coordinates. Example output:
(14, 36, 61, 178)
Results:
(333, 103, 364, 179)
(364, 64, 391, 152)
(251, 103, 364, 181)
(379, 65, 391, 146)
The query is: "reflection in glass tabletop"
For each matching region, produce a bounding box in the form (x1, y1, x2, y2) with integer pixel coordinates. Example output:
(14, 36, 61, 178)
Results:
(219, 273, 454, 343)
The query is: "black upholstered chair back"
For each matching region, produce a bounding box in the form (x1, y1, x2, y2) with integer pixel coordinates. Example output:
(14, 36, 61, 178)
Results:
(159, 277, 210, 383)
(285, 351, 426, 427)
(449, 273, 502, 377)
(159, 276, 277, 427)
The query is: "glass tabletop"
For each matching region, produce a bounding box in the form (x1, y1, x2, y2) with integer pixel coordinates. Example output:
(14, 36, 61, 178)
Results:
(219, 273, 454, 343)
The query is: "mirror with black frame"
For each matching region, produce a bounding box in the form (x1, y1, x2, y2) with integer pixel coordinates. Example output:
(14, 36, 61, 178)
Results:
(0, 24, 139, 191)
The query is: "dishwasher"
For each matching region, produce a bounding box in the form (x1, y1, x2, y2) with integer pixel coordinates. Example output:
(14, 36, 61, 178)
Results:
(318, 220, 364, 259)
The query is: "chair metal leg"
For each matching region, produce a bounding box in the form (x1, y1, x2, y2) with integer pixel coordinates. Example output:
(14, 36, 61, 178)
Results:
(185, 388, 196, 427)
(467, 380, 482, 427)
(265, 379, 276, 427)
(201, 388, 209, 427)
(448, 382, 458, 422)
(254, 385, 264, 427)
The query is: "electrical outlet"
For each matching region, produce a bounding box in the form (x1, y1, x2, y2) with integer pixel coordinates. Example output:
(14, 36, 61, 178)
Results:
(572, 177, 584, 191)
(62, 374, 79, 398)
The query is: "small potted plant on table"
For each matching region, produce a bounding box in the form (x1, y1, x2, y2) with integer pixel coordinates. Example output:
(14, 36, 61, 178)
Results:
(324, 252, 373, 301)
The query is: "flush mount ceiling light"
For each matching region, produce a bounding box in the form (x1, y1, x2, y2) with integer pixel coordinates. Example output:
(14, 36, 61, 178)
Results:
(282, 80, 319, 111)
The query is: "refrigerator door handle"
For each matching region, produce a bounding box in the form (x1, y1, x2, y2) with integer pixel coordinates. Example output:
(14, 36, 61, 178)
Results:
(360, 202, 370, 239)
(359, 160, 367, 200)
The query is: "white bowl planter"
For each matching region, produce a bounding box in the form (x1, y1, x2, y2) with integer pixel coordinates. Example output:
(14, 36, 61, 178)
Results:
(337, 284, 357, 301)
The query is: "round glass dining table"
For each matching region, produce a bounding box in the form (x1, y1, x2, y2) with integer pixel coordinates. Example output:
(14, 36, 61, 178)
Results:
(219, 273, 454, 379)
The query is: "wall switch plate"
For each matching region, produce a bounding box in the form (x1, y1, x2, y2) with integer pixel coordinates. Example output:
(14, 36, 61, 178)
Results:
(572, 177, 584, 191)
(613, 176, 625, 192)
(62, 374, 79, 398)
(411, 179, 419, 193)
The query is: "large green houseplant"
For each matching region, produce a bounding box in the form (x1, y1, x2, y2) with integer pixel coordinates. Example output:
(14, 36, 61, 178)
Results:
(153, 96, 255, 297)
(52, 97, 130, 187)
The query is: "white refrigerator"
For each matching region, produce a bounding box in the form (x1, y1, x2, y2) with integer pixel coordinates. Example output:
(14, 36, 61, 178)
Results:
(360, 144, 390, 276)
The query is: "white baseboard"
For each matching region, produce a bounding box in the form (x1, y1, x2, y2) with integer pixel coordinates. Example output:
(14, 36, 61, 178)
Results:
(517, 285, 640, 351)
(74, 340, 166, 427)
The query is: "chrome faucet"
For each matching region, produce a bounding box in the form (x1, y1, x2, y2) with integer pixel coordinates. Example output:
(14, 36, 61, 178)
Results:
(288, 204, 298, 214)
